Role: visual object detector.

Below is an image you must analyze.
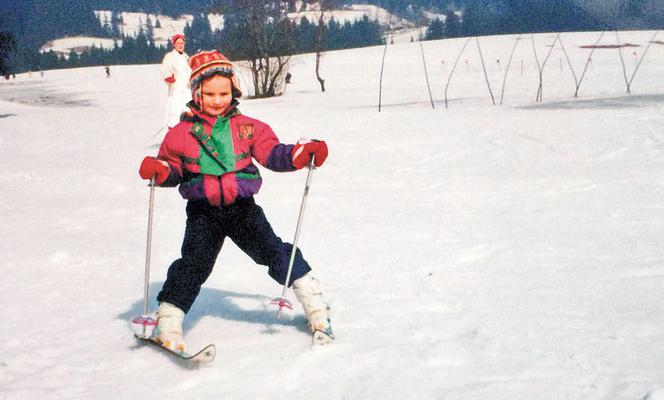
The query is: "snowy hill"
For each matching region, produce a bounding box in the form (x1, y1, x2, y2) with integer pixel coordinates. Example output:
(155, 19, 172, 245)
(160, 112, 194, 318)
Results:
(38, 11, 215, 55)
(40, 4, 411, 56)
(2, 30, 664, 399)
(288, 4, 413, 29)
(40, 36, 123, 56)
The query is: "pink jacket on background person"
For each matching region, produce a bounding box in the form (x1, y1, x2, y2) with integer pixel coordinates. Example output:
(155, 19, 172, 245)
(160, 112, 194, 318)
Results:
(156, 100, 297, 206)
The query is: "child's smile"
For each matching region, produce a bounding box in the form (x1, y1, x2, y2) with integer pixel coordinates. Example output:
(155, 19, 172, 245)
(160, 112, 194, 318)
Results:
(200, 75, 233, 117)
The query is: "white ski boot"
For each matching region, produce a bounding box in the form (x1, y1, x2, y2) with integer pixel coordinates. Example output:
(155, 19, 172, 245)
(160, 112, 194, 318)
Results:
(292, 274, 334, 344)
(154, 302, 186, 352)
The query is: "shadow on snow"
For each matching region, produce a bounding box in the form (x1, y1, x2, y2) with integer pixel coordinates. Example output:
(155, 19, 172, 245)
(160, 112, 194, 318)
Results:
(117, 281, 309, 336)
(519, 93, 664, 110)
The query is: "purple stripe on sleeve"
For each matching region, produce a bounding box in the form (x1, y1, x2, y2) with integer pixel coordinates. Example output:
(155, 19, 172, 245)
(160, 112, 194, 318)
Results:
(267, 144, 296, 172)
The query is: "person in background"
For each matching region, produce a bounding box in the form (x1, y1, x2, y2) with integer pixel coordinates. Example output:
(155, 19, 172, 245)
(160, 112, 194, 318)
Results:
(160, 34, 192, 128)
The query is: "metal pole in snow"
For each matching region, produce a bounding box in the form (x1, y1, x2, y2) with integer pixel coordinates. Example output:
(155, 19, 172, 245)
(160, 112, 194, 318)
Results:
(500, 35, 521, 105)
(418, 35, 436, 109)
(143, 176, 156, 318)
(615, 30, 632, 94)
(575, 31, 606, 98)
(476, 36, 496, 105)
(135, 176, 157, 337)
(378, 37, 389, 112)
(272, 158, 316, 319)
(444, 37, 472, 108)
(627, 31, 659, 89)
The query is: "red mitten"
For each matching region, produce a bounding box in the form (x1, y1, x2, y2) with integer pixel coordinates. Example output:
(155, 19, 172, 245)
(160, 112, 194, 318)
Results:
(139, 157, 169, 184)
(292, 140, 328, 169)
(164, 75, 176, 84)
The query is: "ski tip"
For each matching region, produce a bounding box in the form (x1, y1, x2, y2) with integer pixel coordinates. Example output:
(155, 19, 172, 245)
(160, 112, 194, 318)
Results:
(312, 330, 335, 346)
(135, 335, 216, 364)
(193, 343, 216, 363)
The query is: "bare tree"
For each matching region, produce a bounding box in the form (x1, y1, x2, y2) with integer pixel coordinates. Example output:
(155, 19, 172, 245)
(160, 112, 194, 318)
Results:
(307, 0, 342, 92)
(314, 5, 326, 92)
(215, 0, 294, 98)
(314, 1, 336, 92)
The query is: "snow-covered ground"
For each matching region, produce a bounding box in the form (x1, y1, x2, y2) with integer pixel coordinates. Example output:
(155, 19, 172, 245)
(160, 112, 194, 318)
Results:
(39, 36, 122, 57)
(2, 30, 664, 399)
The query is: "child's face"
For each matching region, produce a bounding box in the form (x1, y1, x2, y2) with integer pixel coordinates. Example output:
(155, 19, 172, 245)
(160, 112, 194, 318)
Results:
(200, 75, 233, 117)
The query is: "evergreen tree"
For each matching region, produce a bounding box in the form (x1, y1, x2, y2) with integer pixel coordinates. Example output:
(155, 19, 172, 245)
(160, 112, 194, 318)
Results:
(425, 18, 445, 40)
(326, 18, 343, 50)
(462, 0, 510, 36)
(102, 14, 113, 37)
(112, 12, 124, 38)
(444, 10, 462, 38)
(184, 14, 215, 54)
(295, 17, 316, 53)
(501, 0, 605, 33)
(0, 32, 16, 75)
(67, 50, 80, 68)
(352, 16, 383, 47)
(40, 50, 59, 70)
(145, 15, 155, 45)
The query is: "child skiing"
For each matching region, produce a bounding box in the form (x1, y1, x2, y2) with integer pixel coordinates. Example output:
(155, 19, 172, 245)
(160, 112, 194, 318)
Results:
(138, 50, 333, 351)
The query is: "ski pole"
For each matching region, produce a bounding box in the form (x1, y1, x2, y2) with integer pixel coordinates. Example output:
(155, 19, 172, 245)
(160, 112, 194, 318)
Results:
(132, 176, 158, 337)
(271, 157, 316, 319)
(143, 176, 156, 318)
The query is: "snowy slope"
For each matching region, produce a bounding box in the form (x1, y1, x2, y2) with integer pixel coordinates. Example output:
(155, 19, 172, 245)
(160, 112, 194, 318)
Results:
(288, 4, 413, 28)
(2, 31, 664, 400)
(39, 37, 122, 57)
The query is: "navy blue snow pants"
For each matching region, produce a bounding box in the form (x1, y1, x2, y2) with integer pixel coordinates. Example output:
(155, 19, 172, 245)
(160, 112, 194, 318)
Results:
(157, 198, 311, 313)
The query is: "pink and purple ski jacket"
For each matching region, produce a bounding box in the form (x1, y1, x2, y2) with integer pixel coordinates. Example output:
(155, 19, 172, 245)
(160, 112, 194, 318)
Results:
(156, 102, 296, 206)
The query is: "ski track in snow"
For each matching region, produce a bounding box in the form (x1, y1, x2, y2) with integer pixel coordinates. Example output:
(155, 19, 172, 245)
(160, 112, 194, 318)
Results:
(1, 30, 664, 400)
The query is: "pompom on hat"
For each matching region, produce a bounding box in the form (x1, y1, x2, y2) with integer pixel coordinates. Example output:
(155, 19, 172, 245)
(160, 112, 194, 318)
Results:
(189, 50, 242, 98)
(171, 34, 185, 45)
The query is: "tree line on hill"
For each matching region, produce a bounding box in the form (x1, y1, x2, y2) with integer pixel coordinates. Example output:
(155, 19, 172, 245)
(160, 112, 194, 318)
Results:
(1, 0, 662, 76)
(371, 0, 663, 31)
(1, 12, 382, 74)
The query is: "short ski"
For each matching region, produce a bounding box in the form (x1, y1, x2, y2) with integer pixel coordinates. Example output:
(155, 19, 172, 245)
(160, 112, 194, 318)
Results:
(135, 335, 216, 364)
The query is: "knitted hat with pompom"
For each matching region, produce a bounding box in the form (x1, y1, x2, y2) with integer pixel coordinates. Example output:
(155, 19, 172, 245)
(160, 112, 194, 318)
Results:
(189, 50, 242, 98)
